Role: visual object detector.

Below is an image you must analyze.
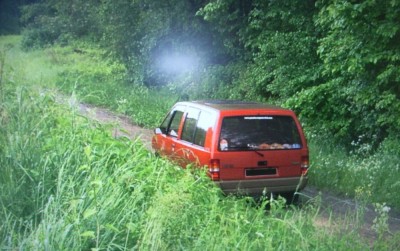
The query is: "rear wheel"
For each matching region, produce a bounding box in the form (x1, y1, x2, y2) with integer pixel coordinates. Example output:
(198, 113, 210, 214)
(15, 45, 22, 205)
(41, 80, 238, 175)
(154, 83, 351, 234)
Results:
(280, 192, 299, 205)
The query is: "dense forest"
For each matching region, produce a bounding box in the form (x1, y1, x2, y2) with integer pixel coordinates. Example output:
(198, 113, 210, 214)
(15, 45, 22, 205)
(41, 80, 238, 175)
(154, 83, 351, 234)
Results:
(2, 0, 400, 151)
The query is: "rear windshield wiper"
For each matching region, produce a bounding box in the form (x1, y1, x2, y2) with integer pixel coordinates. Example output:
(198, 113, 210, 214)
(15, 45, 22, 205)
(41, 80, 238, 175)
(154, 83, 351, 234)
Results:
(246, 144, 265, 157)
(225, 146, 265, 157)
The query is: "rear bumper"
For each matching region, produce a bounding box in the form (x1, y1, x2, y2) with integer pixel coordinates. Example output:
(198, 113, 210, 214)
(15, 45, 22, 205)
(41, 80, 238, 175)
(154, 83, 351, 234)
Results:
(215, 176, 308, 196)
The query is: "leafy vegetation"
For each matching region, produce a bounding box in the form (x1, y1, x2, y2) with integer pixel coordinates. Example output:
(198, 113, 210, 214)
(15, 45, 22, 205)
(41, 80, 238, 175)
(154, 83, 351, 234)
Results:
(308, 131, 400, 208)
(14, 0, 400, 202)
(4, 36, 400, 250)
(18, 33, 397, 210)
(0, 0, 34, 35)
(1, 0, 400, 248)
(15, 0, 400, 151)
(53, 41, 178, 128)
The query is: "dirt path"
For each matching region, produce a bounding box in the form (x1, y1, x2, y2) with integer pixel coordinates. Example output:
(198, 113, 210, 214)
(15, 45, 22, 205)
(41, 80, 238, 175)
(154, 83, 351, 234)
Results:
(77, 102, 153, 150)
(75, 101, 400, 242)
(302, 187, 400, 241)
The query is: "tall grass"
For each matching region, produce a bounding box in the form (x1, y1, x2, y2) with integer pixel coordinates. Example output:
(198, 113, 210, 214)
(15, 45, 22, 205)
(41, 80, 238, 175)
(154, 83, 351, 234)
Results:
(307, 132, 400, 209)
(50, 37, 400, 211)
(1, 35, 400, 250)
(53, 41, 178, 128)
(0, 86, 383, 250)
(0, 36, 65, 89)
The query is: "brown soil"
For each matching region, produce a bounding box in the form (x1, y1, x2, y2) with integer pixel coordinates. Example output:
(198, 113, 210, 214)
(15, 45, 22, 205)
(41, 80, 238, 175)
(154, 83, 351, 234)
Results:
(77, 102, 154, 150)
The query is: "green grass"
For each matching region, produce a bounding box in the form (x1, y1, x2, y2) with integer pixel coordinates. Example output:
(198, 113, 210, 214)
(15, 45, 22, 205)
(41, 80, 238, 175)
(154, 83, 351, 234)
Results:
(49, 37, 400, 210)
(52, 40, 178, 128)
(307, 132, 400, 209)
(1, 35, 400, 250)
(0, 85, 388, 250)
(0, 35, 65, 88)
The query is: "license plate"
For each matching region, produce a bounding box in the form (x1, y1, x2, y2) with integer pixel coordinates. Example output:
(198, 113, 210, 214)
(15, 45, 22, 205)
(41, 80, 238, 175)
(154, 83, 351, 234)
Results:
(246, 168, 276, 176)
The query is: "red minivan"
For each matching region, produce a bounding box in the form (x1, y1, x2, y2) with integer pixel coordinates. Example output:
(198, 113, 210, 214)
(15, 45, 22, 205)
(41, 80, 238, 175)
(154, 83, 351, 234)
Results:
(152, 100, 309, 199)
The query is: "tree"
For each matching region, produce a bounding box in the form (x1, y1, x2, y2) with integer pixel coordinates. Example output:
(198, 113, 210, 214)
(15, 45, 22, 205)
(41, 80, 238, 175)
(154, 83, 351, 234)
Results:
(291, 0, 400, 147)
(0, 0, 38, 34)
(20, 0, 100, 48)
(196, 0, 320, 101)
(237, 0, 321, 100)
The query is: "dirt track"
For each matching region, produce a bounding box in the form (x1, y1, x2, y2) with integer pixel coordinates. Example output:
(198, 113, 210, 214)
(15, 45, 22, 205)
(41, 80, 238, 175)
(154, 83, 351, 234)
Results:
(75, 101, 400, 243)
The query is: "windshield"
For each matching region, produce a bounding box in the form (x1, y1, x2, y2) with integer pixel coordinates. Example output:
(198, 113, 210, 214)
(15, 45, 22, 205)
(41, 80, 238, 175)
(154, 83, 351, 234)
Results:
(219, 116, 302, 151)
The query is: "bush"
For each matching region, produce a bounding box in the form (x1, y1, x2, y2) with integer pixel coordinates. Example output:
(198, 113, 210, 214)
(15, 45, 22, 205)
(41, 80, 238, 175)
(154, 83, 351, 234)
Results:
(308, 132, 400, 208)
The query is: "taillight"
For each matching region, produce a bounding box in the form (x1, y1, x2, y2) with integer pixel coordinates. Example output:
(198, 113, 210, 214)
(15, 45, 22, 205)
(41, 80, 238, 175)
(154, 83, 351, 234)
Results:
(301, 156, 309, 175)
(209, 159, 220, 181)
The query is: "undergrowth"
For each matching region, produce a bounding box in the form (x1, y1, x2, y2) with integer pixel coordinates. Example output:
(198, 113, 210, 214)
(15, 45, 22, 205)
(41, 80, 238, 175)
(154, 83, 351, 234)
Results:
(51, 38, 400, 211)
(307, 131, 400, 209)
(1, 35, 400, 250)
(0, 85, 387, 250)
(53, 40, 177, 128)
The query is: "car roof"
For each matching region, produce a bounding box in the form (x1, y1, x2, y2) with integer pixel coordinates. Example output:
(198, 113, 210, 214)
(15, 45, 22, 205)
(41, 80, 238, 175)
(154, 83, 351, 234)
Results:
(178, 100, 288, 111)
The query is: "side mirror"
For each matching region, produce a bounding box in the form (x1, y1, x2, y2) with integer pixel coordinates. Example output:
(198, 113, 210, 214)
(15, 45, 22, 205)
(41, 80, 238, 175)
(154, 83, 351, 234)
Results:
(154, 128, 163, 135)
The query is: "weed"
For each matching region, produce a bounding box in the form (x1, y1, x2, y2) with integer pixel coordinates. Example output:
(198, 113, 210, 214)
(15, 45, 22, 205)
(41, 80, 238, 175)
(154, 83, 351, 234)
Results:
(372, 203, 391, 239)
(1, 35, 399, 250)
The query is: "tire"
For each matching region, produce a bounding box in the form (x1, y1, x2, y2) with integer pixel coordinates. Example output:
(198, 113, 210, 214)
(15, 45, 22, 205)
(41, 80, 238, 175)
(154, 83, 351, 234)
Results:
(280, 191, 299, 205)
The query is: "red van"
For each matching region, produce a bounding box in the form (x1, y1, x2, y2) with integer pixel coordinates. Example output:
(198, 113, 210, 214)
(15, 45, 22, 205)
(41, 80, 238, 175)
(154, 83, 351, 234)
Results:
(152, 100, 309, 199)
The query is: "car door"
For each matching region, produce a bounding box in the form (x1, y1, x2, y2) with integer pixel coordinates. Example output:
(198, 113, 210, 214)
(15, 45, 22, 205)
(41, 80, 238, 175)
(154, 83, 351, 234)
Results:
(174, 107, 216, 167)
(173, 107, 201, 166)
(153, 105, 185, 157)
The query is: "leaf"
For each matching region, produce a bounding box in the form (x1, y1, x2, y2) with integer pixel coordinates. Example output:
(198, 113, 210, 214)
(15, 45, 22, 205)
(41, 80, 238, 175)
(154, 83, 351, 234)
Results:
(84, 145, 92, 160)
(83, 208, 97, 219)
(80, 231, 95, 238)
(105, 224, 120, 233)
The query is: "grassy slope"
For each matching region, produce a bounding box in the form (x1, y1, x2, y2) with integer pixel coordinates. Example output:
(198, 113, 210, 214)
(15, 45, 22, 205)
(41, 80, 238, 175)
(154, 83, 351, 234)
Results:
(1, 36, 64, 87)
(1, 36, 399, 250)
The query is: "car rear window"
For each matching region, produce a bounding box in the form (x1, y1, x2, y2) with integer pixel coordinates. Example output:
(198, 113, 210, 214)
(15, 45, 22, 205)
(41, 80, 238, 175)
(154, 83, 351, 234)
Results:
(219, 116, 302, 151)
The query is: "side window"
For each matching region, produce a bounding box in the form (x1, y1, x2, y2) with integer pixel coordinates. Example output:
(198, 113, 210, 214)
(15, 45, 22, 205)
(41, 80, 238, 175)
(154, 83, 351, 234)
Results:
(160, 106, 185, 137)
(182, 108, 215, 147)
(160, 112, 173, 133)
(181, 107, 200, 142)
(168, 111, 184, 137)
(194, 111, 214, 146)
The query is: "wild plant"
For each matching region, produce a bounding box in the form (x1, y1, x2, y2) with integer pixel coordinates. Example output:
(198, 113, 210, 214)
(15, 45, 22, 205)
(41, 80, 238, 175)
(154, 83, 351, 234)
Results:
(1, 35, 399, 250)
(372, 203, 391, 239)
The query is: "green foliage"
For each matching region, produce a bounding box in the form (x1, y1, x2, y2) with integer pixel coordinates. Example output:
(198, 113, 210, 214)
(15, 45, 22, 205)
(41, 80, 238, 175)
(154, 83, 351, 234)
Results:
(20, 0, 100, 49)
(20, 2, 63, 48)
(54, 43, 177, 128)
(19, 0, 228, 87)
(300, 0, 400, 147)
(308, 132, 400, 209)
(0, 43, 11, 100)
(16, 0, 400, 150)
(0, 0, 25, 34)
(241, 0, 321, 100)
(0, 82, 381, 251)
(185, 62, 244, 100)
(2, 35, 400, 250)
(5, 0, 400, 243)
(197, 0, 400, 151)
(197, 0, 251, 57)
